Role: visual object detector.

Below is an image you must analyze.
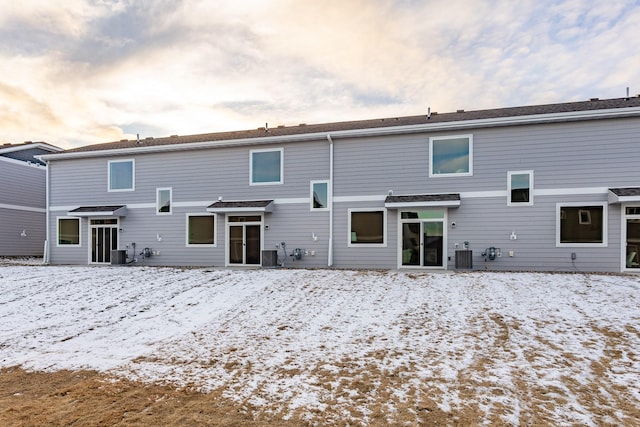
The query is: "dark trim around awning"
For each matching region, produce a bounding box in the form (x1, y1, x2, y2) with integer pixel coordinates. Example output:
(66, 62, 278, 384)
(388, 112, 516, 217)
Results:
(608, 188, 640, 204)
(384, 193, 461, 208)
(207, 200, 274, 213)
(67, 205, 127, 217)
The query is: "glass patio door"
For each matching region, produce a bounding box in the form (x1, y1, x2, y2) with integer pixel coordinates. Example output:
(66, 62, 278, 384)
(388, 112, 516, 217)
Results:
(90, 219, 118, 264)
(401, 210, 445, 268)
(228, 216, 262, 265)
(625, 207, 640, 269)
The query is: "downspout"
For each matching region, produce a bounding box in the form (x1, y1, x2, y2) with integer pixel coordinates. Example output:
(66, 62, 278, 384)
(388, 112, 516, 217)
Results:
(327, 133, 334, 267)
(43, 159, 50, 264)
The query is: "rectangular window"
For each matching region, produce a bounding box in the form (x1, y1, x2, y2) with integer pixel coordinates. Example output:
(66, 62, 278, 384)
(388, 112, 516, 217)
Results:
(429, 134, 472, 177)
(108, 159, 135, 191)
(57, 217, 80, 246)
(557, 203, 607, 247)
(250, 148, 283, 185)
(157, 188, 172, 215)
(508, 171, 533, 205)
(310, 180, 330, 211)
(186, 214, 216, 246)
(348, 209, 386, 247)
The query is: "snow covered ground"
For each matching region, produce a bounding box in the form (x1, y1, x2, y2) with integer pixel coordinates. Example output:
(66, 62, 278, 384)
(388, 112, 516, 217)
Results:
(1, 263, 639, 425)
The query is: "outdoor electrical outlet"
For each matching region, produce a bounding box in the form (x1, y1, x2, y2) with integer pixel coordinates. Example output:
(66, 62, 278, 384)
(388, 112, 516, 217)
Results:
(571, 252, 577, 260)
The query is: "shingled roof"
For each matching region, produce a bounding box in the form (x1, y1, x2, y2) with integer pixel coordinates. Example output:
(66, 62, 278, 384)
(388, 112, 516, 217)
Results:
(58, 96, 640, 155)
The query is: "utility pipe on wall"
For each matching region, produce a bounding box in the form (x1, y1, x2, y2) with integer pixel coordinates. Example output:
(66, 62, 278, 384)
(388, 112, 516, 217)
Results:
(43, 159, 50, 264)
(327, 133, 334, 267)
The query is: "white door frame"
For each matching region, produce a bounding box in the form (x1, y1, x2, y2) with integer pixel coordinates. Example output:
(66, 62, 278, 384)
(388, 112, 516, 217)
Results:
(225, 214, 264, 266)
(397, 209, 448, 269)
(88, 217, 119, 264)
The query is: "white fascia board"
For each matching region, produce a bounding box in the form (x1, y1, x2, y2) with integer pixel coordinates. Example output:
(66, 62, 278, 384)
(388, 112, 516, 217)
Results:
(609, 194, 640, 204)
(38, 107, 640, 161)
(0, 142, 62, 155)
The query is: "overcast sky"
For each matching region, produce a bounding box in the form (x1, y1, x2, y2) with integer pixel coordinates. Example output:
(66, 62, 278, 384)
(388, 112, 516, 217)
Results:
(1, 0, 639, 149)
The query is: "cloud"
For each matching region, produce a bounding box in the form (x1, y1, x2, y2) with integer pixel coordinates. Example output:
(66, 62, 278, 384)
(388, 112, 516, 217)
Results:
(0, 0, 639, 149)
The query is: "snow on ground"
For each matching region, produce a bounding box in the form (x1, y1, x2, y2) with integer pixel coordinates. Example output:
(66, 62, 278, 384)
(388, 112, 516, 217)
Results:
(1, 264, 639, 425)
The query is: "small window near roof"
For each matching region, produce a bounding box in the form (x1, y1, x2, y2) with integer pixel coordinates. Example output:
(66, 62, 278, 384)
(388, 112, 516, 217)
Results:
(508, 171, 533, 205)
(108, 159, 134, 191)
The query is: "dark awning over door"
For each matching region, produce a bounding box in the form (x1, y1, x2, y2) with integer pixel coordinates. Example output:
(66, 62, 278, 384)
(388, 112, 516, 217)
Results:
(67, 205, 127, 217)
(384, 194, 461, 209)
(207, 200, 274, 213)
(609, 188, 640, 204)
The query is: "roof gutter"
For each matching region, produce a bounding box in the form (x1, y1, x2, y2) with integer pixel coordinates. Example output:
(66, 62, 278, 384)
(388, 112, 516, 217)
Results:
(39, 106, 640, 161)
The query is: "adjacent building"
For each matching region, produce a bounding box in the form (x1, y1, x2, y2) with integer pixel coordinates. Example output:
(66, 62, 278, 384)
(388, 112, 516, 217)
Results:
(39, 96, 640, 272)
(0, 142, 62, 256)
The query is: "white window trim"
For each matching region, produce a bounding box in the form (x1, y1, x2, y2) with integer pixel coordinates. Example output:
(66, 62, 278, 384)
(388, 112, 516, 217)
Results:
(347, 208, 387, 248)
(310, 180, 331, 211)
(108, 159, 135, 192)
(156, 187, 172, 215)
(507, 170, 534, 206)
(56, 216, 81, 247)
(249, 147, 284, 186)
(429, 134, 473, 178)
(185, 213, 217, 247)
(556, 202, 607, 247)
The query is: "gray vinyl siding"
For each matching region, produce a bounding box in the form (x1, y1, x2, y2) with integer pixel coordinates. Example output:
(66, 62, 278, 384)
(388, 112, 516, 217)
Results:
(333, 118, 640, 197)
(0, 160, 46, 256)
(446, 195, 620, 272)
(46, 115, 640, 271)
(0, 208, 45, 256)
(0, 161, 46, 207)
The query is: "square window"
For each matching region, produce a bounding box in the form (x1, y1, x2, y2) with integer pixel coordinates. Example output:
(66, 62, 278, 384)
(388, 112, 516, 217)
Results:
(186, 214, 216, 246)
(157, 188, 172, 215)
(348, 209, 386, 246)
(108, 159, 134, 191)
(311, 181, 330, 210)
(57, 217, 80, 246)
(429, 135, 472, 177)
(250, 148, 283, 185)
(557, 203, 606, 247)
(508, 171, 533, 205)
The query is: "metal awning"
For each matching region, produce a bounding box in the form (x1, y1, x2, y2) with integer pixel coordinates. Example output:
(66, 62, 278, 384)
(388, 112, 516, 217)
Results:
(384, 193, 461, 208)
(207, 200, 274, 213)
(608, 188, 640, 204)
(67, 205, 127, 217)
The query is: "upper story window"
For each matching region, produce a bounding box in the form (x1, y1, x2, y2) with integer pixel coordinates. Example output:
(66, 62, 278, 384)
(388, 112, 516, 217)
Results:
(250, 148, 283, 185)
(508, 171, 533, 206)
(311, 180, 330, 211)
(157, 188, 172, 215)
(557, 203, 607, 247)
(57, 217, 80, 246)
(429, 135, 473, 177)
(108, 159, 135, 191)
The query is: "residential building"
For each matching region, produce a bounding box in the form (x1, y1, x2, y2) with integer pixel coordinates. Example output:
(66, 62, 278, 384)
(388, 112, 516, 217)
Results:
(0, 142, 62, 256)
(39, 96, 640, 272)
